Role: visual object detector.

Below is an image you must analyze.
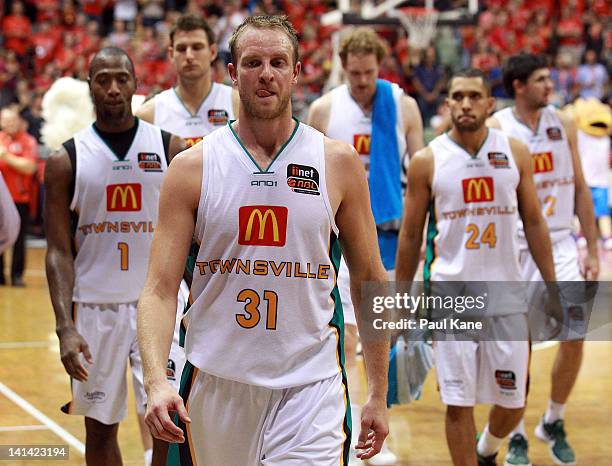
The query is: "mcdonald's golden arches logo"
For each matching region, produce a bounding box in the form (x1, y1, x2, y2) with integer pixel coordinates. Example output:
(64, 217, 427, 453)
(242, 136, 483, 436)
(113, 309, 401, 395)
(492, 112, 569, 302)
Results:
(238, 205, 288, 247)
(462, 177, 494, 203)
(106, 183, 142, 211)
(531, 152, 554, 173)
(353, 134, 371, 155)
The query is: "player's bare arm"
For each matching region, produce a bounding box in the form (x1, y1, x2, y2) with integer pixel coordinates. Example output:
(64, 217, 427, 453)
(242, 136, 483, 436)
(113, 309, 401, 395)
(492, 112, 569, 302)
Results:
(44, 148, 93, 382)
(402, 94, 425, 157)
(306, 93, 332, 133)
(557, 109, 599, 280)
(486, 115, 502, 130)
(396, 147, 433, 283)
(137, 144, 201, 443)
(325, 137, 389, 459)
(167, 134, 187, 163)
(510, 137, 556, 282)
(135, 97, 156, 124)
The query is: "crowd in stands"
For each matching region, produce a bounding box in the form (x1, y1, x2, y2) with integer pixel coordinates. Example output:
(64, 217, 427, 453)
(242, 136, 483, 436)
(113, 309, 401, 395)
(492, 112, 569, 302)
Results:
(1, 0, 610, 132)
(0, 0, 610, 244)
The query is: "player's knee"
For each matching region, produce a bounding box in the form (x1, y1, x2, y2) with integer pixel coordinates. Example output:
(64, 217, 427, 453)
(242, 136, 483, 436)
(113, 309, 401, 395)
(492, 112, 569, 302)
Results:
(446, 405, 472, 422)
(559, 339, 584, 356)
(85, 417, 119, 443)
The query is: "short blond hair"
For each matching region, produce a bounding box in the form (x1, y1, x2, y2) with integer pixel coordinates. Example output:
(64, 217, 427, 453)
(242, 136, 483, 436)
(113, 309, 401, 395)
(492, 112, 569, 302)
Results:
(339, 27, 386, 64)
(229, 15, 299, 65)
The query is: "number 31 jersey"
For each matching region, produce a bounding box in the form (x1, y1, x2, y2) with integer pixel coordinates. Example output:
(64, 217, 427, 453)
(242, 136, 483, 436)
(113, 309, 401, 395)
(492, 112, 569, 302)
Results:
(186, 121, 344, 389)
(70, 119, 167, 303)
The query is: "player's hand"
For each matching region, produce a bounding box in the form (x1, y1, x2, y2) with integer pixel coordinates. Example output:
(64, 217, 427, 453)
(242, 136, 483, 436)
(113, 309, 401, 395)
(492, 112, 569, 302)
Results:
(355, 395, 389, 459)
(582, 251, 599, 281)
(145, 381, 191, 444)
(542, 283, 564, 340)
(58, 326, 93, 382)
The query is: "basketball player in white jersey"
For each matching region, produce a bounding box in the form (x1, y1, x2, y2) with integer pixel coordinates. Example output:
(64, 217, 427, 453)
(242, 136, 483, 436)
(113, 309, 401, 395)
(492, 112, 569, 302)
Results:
(488, 53, 599, 466)
(44, 47, 186, 466)
(396, 69, 558, 466)
(136, 14, 238, 465)
(136, 13, 239, 147)
(308, 27, 423, 466)
(138, 16, 390, 465)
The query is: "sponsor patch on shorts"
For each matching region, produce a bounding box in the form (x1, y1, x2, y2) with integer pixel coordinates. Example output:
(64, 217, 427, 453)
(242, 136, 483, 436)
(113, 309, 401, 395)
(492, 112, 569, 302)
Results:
(83, 390, 107, 403)
(495, 370, 517, 390)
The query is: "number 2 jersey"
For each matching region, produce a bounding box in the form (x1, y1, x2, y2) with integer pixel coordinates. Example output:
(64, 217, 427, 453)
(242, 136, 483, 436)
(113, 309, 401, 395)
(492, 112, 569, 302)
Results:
(69, 119, 168, 303)
(494, 105, 575, 246)
(186, 121, 344, 389)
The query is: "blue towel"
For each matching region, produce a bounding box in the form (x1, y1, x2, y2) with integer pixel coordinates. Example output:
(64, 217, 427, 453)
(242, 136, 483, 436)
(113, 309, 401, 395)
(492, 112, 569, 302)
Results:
(369, 79, 403, 226)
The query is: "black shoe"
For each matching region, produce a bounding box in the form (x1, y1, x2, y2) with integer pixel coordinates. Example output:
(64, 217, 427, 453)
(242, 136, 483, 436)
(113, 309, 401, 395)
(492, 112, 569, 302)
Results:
(478, 451, 498, 466)
(0, 276, 5, 286)
(11, 276, 25, 287)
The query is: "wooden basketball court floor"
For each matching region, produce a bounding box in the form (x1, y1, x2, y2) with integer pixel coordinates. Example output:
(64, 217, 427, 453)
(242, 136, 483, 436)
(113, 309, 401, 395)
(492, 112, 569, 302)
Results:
(0, 247, 611, 465)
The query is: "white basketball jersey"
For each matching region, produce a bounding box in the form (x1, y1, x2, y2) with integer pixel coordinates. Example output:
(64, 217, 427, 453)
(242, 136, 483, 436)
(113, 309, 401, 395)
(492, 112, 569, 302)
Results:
(495, 106, 575, 244)
(153, 83, 234, 147)
(326, 83, 406, 175)
(70, 120, 167, 303)
(426, 129, 524, 286)
(186, 121, 344, 389)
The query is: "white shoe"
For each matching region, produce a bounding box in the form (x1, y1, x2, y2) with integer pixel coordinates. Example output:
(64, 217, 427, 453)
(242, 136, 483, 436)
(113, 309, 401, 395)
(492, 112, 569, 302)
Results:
(366, 442, 397, 465)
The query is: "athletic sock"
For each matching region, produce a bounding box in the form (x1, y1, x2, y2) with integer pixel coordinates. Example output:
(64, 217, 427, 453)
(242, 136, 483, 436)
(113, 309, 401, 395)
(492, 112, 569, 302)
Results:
(477, 424, 504, 457)
(144, 448, 152, 466)
(544, 400, 566, 424)
(510, 418, 527, 437)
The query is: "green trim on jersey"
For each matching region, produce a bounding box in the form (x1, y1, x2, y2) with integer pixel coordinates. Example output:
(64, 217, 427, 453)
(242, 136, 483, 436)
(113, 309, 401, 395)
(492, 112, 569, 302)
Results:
(91, 118, 140, 161)
(172, 84, 213, 118)
(228, 117, 300, 173)
(423, 201, 438, 284)
(327, 232, 352, 464)
(446, 128, 489, 158)
(167, 360, 196, 466)
(511, 107, 543, 136)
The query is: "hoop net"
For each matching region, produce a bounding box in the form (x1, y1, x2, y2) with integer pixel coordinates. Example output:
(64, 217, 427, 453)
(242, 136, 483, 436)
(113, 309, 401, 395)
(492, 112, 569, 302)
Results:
(392, 7, 439, 50)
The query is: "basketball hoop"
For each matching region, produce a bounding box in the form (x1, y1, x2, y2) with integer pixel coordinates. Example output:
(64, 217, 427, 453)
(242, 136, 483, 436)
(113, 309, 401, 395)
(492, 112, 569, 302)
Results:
(390, 7, 439, 50)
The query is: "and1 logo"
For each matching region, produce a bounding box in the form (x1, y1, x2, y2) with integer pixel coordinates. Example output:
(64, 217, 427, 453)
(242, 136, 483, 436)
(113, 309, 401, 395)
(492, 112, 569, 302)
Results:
(353, 134, 371, 155)
(487, 152, 510, 169)
(208, 109, 229, 125)
(238, 205, 288, 247)
(531, 152, 554, 173)
(138, 152, 162, 172)
(495, 370, 517, 390)
(286, 163, 320, 196)
(106, 183, 142, 211)
(461, 177, 494, 203)
(546, 127, 563, 140)
(166, 359, 176, 381)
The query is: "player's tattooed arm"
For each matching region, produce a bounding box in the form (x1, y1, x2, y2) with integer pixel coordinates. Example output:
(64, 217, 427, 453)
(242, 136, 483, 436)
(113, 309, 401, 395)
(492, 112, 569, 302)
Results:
(44, 148, 92, 382)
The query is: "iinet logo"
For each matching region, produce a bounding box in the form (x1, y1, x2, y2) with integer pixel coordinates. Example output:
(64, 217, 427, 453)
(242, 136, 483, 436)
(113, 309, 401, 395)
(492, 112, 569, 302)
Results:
(462, 177, 494, 203)
(238, 205, 288, 247)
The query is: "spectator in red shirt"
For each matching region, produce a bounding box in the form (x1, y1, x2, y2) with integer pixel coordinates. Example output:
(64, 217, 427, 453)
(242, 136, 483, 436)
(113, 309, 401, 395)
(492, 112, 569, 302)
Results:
(0, 106, 38, 286)
(32, 20, 60, 73)
(2, 1, 32, 56)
